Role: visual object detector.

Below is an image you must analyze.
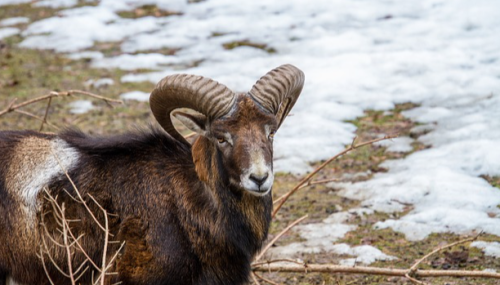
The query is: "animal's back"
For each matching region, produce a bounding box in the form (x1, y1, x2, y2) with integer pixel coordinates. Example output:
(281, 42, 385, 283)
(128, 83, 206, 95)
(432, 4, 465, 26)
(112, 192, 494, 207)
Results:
(0, 129, 197, 284)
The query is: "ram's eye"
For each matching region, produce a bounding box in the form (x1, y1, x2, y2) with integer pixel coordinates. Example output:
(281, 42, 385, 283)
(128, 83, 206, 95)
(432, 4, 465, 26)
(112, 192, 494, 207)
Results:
(268, 131, 276, 139)
(217, 138, 227, 144)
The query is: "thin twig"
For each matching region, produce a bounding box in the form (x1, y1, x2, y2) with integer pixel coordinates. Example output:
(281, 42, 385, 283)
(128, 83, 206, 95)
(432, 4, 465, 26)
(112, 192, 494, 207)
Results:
(61, 203, 77, 285)
(0, 90, 122, 127)
(252, 259, 306, 267)
(39, 248, 57, 285)
(409, 233, 481, 272)
(406, 274, 426, 285)
(272, 134, 397, 217)
(40, 96, 53, 132)
(255, 215, 308, 261)
(87, 193, 110, 285)
(14, 109, 60, 130)
(0, 98, 17, 116)
(41, 222, 71, 278)
(65, 90, 122, 103)
(51, 151, 106, 232)
(184, 132, 197, 139)
(74, 265, 90, 283)
(251, 273, 262, 285)
(404, 232, 482, 284)
(253, 271, 281, 285)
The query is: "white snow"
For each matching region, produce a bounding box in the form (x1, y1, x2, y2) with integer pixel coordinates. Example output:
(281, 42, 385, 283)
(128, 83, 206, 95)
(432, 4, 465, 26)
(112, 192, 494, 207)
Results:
(67, 51, 104, 60)
(120, 91, 150, 102)
(85, 78, 114, 89)
(33, 0, 77, 8)
(269, 209, 395, 264)
(375, 136, 414, 153)
(92, 53, 182, 70)
(471, 241, 500, 258)
(0, 17, 29, 26)
(0, 27, 19, 39)
(3, 0, 500, 265)
(0, 0, 30, 6)
(69, 100, 94, 114)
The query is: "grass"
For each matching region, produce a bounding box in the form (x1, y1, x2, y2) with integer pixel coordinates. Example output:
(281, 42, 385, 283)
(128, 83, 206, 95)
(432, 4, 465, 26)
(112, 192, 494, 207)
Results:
(0, 36, 156, 134)
(117, 4, 182, 19)
(222, 40, 277, 54)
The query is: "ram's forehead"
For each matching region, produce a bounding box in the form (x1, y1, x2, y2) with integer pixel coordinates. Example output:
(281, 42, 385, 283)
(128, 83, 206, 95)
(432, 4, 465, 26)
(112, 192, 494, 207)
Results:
(214, 95, 277, 131)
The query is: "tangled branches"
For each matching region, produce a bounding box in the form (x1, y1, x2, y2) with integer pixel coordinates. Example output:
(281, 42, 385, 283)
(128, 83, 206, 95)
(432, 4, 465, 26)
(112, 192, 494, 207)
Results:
(0, 90, 122, 131)
(39, 152, 124, 285)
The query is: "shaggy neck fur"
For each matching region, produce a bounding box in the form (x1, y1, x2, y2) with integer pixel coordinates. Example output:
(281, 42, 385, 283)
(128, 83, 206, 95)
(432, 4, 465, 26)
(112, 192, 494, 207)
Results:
(186, 136, 273, 284)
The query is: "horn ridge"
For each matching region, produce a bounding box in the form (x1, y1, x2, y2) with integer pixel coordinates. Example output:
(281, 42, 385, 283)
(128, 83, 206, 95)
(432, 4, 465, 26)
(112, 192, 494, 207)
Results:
(150, 73, 235, 143)
(249, 64, 305, 128)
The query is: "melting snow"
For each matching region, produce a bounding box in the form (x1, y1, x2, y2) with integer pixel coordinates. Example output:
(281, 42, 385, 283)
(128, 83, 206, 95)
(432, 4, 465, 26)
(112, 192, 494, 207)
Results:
(69, 100, 94, 114)
(471, 241, 500, 258)
(0, 17, 29, 26)
(120, 91, 150, 102)
(33, 0, 77, 8)
(375, 136, 414, 153)
(0, 27, 19, 39)
(85, 78, 114, 89)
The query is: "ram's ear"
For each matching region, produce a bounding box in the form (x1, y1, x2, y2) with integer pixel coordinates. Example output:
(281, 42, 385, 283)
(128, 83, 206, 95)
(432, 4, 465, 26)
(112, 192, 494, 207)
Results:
(172, 111, 207, 136)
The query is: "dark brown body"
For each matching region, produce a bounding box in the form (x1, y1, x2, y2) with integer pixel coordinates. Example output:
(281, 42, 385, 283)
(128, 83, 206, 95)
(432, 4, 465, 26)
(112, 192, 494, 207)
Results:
(0, 128, 272, 285)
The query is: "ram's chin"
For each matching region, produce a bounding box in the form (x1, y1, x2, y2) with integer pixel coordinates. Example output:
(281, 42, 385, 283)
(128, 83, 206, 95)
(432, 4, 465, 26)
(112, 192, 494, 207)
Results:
(240, 177, 273, 197)
(245, 187, 272, 197)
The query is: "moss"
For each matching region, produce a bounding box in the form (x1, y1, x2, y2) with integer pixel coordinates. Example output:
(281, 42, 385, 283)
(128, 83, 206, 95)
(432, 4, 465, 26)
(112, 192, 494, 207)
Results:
(211, 32, 228, 37)
(0, 3, 58, 23)
(480, 175, 500, 189)
(117, 5, 182, 19)
(222, 40, 277, 54)
(89, 41, 124, 57)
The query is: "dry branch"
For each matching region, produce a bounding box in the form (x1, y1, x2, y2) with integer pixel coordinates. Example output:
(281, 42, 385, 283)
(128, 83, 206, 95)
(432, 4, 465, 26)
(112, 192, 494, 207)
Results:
(0, 90, 123, 131)
(404, 232, 482, 284)
(255, 214, 308, 262)
(39, 151, 124, 284)
(254, 234, 496, 284)
(252, 262, 500, 279)
(253, 271, 280, 285)
(272, 134, 397, 217)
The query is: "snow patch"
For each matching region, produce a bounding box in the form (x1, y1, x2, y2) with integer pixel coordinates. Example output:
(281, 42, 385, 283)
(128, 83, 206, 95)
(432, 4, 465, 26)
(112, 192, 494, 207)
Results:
(33, 0, 77, 8)
(0, 27, 19, 39)
(0, 17, 29, 26)
(120, 91, 150, 102)
(376, 136, 414, 153)
(69, 100, 94, 114)
(85, 78, 114, 89)
(471, 241, 500, 258)
(0, 0, 31, 6)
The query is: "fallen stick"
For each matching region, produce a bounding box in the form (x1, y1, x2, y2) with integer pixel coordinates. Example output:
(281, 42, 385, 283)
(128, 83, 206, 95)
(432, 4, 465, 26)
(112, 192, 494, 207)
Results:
(252, 263, 500, 279)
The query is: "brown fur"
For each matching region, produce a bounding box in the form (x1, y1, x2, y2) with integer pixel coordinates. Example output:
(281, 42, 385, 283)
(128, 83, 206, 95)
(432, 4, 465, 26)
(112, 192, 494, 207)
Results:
(0, 96, 276, 285)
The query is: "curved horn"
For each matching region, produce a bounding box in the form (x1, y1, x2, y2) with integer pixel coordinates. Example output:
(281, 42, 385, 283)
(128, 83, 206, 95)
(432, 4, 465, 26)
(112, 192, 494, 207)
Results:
(249, 64, 305, 128)
(150, 74, 236, 143)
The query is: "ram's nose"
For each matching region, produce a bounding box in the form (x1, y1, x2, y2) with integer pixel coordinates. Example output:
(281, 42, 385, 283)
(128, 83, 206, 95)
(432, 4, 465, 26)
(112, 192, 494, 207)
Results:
(249, 173, 269, 187)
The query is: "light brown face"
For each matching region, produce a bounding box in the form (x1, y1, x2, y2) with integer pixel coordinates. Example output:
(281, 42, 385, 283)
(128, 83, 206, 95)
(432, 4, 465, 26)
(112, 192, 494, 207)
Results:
(174, 95, 277, 196)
